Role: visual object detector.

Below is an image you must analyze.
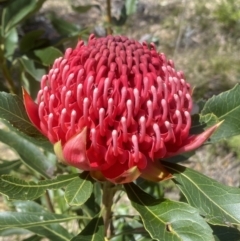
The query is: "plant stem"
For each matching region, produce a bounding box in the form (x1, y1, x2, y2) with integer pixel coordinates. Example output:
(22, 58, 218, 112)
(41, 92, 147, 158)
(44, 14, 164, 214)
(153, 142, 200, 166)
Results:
(1, 64, 16, 94)
(106, 0, 112, 35)
(173, 0, 187, 58)
(45, 190, 55, 213)
(0, 45, 16, 94)
(102, 181, 115, 238)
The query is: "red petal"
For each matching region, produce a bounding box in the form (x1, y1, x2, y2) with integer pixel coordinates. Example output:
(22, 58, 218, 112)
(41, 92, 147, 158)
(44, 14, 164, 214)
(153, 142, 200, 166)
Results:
(22, 88, 41, 130)
(166, 122, 222, 157)
(105, 144, 128, 165)
(129, 151, 147, 170)
(87, 143, 107, 169)
(62, 127, 91, 170)
(102, 165, 141, 184)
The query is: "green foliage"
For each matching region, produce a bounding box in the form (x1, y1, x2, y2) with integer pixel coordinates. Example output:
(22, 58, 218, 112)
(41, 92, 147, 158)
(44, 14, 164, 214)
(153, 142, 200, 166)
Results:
(48, 12, 82, 39)
(0, 201, 80, 240)
(125, 182, 214, 241)
(0, 174, 79, 200)
(200, 84, 240, 142)
(0, 92, 43, 137)
(71, 4, 101, 14)
(1, 0, 46, 34)
(112, 0, 138, 26)
(0, 0, 85, 96)
(125, 0, 138, 16)
(163, 162, 240, 226)
(0, 125, 55, 177)
(214, 0, 240, 31)
(64, 173, 93, 206)
(33, 47, 63, 66)
(211, 225, 240, 241)
(0, 159, 21, 175)
(226, 135, 240, 158)
(71, 214, 104, 241)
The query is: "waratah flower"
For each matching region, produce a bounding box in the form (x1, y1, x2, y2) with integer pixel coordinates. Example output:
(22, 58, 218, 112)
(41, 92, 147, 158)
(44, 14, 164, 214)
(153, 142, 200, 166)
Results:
(23, 34, 219, 183)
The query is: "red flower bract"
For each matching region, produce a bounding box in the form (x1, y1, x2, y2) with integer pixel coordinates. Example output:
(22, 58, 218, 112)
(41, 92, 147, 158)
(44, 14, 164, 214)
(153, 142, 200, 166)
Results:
(23, 34, 219, 183)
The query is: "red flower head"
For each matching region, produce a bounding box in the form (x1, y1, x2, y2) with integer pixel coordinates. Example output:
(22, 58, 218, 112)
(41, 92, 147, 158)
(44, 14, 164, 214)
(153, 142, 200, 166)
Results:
(23, 34, 219, 183)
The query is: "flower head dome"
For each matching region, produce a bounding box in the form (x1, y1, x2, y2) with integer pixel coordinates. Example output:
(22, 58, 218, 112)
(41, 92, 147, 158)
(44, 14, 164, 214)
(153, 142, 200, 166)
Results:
(23, 34, 219, 183)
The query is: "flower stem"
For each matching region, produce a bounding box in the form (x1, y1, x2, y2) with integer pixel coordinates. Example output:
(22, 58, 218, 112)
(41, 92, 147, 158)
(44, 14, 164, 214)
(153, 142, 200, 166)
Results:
(106, 0, 112, 35)
(102, 181, 115, 238)
(45, 190, 55, 213)
(0, 45, 16, 94)
(1, 65, 16, 94)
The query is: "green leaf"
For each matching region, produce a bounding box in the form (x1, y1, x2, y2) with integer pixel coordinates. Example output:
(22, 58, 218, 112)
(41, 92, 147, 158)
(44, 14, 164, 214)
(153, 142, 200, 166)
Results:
(0, 92, 51, 152)
(19, 29, 45, 52)
(0, 201, 73, 241)
(136, 178, 164, 199)
(65, 173, 93, 206)
(0, 211, 77, 230)
(0, 200, 87, 240)
(0, 159, 21, 174)
(26, 226, 72, 241)
(124, 182, 214, 241)
(125, 0, 137, 15)
(14, 200, 47, 212)
(71, 4, 101, 13)
(21, 71, 43, 101)
(137, 237, 153, 241)
(0, 92, 43, 138)
(112, 7, 128, 26)
(164, 151, 195, 163)
(162, 161, 240, 226)
(34, 46, 62, 66)
(197, 99, 207, 112)
(81, 182, 102, 217)
(19, 55, 46, 81)
(0, 174, 79, 200)
(190, 113, 219, 136)
(71, 214, 104, 241)
(2, 0, 46, 34)
(12, 201, 74, 240)
(2, 201, 75, 240)
(1, 118, 52, 152)
(200, 84, 240, 142)
(0, 228, 30, 237)
(0, 124, 54, 178)
(48, 13, 81, 37)
(3, 26, 18, 60)
(211, 225, 240, 241)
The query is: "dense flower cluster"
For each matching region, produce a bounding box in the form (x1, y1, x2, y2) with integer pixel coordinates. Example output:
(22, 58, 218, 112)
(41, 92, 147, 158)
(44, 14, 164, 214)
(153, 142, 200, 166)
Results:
(24, 34, 218, 183)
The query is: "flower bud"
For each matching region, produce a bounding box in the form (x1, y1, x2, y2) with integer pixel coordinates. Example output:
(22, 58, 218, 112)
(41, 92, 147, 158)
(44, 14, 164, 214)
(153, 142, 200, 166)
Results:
(23, 34, 219, 183)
